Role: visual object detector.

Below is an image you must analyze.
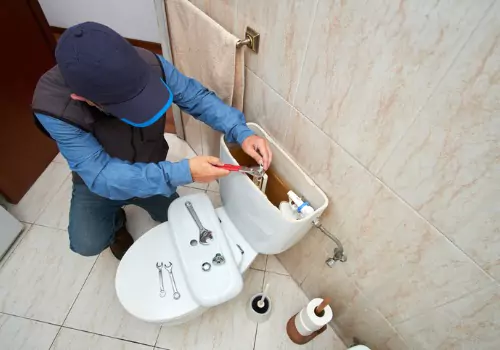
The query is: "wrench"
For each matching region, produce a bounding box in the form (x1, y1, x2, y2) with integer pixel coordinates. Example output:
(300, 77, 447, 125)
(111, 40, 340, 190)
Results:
(164, 261, 181, 300)
(156, 262, 166, 298)
(185, 201, 213, 245)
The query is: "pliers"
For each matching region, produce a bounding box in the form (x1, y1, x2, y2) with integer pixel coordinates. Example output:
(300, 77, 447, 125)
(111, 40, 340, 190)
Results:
(215, 164, 264, 178)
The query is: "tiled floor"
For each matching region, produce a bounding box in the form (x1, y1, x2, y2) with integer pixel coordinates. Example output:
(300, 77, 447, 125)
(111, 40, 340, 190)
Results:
(0, 134, 345, 350)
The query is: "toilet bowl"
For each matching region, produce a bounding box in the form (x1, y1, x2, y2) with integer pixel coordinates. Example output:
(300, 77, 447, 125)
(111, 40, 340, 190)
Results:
(115, 123, 328, 325)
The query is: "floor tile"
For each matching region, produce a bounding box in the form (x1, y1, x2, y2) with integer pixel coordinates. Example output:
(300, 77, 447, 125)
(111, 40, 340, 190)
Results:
(0, 313, 59, 350)
(8, 163, 70, 223)
(0, 225, 96, 324)
(207, 180, 219, 192)
(164, 133, 197, 162)
(52, 153, 66, 164)
(36, 176, 72, 230)
(0, 223, 30, 270)
(123, 205, 160, 242)
(251, 254, 267, 271)
(177, 186, 206, 197)
(266, 255, 289, 275)
(183, 182, 209, 191)
(51, 327, 152, 350)
(156, 269, 263, 350)
(254, 272, 346, 350)
(64, 251, 161, 345)
(206, 190, 222, 208)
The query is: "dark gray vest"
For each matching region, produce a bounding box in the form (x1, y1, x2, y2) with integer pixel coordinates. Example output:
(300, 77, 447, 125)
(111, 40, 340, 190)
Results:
(32, 48, 169, 179)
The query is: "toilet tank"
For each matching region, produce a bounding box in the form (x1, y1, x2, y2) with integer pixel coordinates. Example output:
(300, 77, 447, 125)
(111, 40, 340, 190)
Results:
(219, 123, 328, 254)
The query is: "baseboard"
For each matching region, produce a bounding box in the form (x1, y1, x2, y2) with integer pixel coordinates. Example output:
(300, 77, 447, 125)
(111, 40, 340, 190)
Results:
(50, 26, 162, 55)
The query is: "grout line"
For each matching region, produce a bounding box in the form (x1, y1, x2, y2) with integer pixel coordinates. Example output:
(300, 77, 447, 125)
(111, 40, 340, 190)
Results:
(48, 252, 101, 348)
(153, 325, 163, 349)
(290, 106, 499, 285)
(32, 170, 71, 226)
(374, 0, 498, 175)
(58, 325, 156, 347)
(290, 0, 320, 106)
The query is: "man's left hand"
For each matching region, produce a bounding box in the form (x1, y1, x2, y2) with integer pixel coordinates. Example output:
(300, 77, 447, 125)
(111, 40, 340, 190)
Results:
(242, 135, 273, 170)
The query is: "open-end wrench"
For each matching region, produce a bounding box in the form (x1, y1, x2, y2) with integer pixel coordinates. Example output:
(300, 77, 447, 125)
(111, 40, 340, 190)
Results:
(164, 261, 181, 300)
(156, 262, 166, 298)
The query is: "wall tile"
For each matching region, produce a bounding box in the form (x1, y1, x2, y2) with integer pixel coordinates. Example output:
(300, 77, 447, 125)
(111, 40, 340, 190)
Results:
(336, 184, 493, 324)
(237, 0, 317, 102)
(395, 284, 500, 350)
(182, 113, 203, 155)
(189, 0, 237, 34)
(243, 69, 292, 145)
(294, 0, 492, 172)
(380, 3, 500, 281)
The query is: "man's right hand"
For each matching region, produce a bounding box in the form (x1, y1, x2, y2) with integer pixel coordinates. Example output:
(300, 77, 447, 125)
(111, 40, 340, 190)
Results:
(188, 156, 230, 183)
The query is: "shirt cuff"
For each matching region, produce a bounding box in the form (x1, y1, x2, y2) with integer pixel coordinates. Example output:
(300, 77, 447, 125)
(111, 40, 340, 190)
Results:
(231, 125, 255, 145)
(169, 159, 193, 187)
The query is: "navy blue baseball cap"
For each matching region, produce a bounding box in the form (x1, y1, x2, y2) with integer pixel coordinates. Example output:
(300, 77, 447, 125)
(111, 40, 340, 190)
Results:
(55, 22, 172, 127)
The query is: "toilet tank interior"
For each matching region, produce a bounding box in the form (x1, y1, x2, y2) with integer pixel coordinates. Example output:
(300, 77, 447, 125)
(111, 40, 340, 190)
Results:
(219, 123, 328, 254)
(222, 123, 328, 212)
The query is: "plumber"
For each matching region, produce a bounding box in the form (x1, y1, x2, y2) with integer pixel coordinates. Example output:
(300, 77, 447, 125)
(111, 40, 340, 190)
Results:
(32, 22, 272, 260)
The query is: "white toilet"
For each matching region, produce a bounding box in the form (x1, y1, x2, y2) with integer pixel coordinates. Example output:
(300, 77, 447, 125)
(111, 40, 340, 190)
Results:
(115, 123, 328, 325)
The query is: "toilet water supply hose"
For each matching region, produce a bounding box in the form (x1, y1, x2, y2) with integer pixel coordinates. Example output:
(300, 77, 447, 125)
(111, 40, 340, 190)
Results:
(286, 191, 347, 267)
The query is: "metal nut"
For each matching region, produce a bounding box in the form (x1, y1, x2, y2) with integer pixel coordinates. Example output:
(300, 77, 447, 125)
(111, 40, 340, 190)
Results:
(202, 262, 211, 271)
(212, 253, 226, 265)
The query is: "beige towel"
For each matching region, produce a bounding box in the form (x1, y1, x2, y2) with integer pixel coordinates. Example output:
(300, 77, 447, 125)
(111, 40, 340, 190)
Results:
(165, 0, 244, 156)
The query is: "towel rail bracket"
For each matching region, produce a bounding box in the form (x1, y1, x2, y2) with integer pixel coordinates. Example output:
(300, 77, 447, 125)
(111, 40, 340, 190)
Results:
(237, 27, 260, 53)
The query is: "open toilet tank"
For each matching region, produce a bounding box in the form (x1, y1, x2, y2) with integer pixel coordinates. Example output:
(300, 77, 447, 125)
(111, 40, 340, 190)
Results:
(115, 123, 328, 325)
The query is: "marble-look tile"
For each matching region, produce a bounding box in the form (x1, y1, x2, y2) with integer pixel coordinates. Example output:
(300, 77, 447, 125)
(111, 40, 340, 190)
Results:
(164, 132, 197, 162)
(51, 328, 152, 350)
(52, 153, 66, 164)
(189, 0, 237, 34)
(395, 284, 500, 350)
(301, 259, 408, 350)
(156, 269, 263, 350)
(206, 190, 222, 208)
(0, 314, 59, 350)
(336, 184, 493, 324)
(294, 0, 492, 172)
(123, 205, 159, 241)
(0, 223, 30, 270)
(254, 272, 345, 350)
(380, 5, 500, 280)
(237, 0, 317, 102)
(64, 251, 161, 345)
(283, 110, 382, 241)
(250, 254, 267, 271)
(8, 162, 70, 223)
(265, 255, 289, 275)
(0, 225, 96, 324)
(177, 186, 206, 197)
(36, 175, 72, 230)
(243, 68, 292, 146)
(207, 180, 219, 192)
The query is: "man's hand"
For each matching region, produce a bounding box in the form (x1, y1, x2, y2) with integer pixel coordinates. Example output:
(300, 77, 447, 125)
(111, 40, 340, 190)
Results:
(188, 156, 230, 183)
(241, 135, 273, 170)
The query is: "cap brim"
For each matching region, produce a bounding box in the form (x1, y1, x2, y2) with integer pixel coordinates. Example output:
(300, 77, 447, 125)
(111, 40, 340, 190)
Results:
(104, 69, 173, 127)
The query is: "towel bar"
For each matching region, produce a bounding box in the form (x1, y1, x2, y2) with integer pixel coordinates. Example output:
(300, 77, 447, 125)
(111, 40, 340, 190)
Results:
(236, 27, 260, 53)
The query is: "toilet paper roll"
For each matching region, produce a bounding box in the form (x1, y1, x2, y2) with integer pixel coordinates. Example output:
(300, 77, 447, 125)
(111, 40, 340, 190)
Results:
(298, 298, 333, 334)
(294, 309, 314, 336)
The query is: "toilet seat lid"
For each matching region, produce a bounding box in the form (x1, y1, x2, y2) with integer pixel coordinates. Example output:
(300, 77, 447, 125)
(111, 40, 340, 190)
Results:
(115, 222, 199, 323)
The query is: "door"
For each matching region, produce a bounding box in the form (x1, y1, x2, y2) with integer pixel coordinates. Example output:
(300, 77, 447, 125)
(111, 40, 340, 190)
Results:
(0, 0, 58, 203)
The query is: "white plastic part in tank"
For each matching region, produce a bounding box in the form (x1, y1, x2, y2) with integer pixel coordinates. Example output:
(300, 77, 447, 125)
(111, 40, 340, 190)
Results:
(219, 123, 329, 255)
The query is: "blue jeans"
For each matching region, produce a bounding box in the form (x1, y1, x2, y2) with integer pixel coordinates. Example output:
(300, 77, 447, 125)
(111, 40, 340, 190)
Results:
(69, 182, 179, 256)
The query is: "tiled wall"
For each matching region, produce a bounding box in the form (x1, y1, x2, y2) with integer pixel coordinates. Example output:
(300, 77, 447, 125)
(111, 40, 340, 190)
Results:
(187, 0, 500, 348)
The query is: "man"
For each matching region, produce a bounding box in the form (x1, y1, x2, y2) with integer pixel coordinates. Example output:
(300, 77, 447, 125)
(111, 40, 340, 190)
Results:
(32, 22, 272, 260)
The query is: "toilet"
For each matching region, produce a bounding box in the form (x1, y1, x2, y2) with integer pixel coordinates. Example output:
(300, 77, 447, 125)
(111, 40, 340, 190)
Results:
(115, 123, 328, 325)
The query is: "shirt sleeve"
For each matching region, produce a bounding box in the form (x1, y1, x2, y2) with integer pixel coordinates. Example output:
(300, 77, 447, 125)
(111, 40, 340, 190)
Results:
(35, 113, 193, 200)
(158, 55, 254, 145)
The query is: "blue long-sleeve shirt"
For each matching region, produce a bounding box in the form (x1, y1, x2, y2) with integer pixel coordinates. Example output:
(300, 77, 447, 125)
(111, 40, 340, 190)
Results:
(36, 55, 254, 200)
